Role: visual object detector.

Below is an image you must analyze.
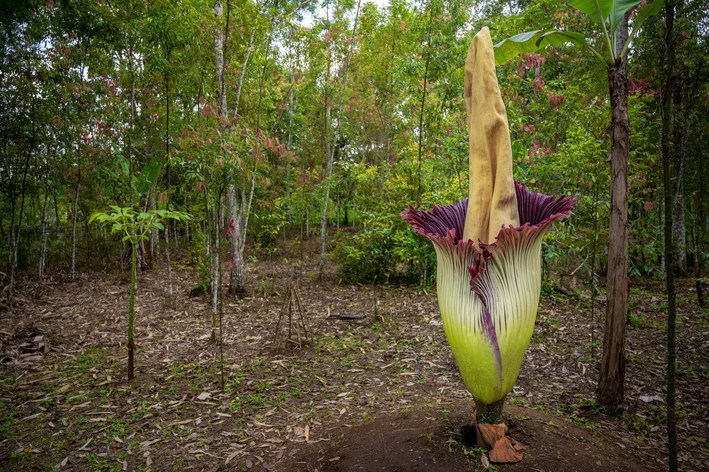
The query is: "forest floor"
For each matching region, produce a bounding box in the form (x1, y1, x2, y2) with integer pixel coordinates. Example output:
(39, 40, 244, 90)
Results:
(1, 239, 708, 472)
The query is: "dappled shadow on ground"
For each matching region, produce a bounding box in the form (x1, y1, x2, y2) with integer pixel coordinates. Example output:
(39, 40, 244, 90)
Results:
(0, 238, 706, 471)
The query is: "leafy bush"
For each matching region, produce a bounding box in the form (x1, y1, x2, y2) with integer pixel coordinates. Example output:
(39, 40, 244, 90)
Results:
(333, 219, 435, 285)
(254, 210, 287, 255)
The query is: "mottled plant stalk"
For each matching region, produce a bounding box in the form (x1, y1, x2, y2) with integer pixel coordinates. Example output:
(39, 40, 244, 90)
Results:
(476, 397, 506, 425)
(128, 240, 137, 382)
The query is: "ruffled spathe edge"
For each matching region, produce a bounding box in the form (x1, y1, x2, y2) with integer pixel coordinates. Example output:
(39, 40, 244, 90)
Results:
(401, 181, 577, 259)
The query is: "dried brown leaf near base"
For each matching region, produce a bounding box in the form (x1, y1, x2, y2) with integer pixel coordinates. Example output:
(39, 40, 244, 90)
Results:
(474, 409, 528, 463)
(489, 435, 528, 463)
(476, 422, 507, 450)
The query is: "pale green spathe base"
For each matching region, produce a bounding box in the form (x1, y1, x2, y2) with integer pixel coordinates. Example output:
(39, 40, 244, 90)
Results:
(433, 229, 545, 405)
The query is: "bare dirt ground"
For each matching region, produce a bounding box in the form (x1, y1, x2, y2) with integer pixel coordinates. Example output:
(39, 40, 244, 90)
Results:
(1, 238, 708, 472)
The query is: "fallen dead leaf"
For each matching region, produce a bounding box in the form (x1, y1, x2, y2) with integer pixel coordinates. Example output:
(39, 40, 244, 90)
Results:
(481, 453, 490, 468)
(489, 436, 528, 463)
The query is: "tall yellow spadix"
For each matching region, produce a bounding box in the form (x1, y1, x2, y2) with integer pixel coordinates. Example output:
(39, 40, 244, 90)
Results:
(463, 27, 519, 247)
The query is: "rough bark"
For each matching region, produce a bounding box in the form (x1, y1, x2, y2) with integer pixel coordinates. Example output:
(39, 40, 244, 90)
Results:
(597, 59, 629, 411)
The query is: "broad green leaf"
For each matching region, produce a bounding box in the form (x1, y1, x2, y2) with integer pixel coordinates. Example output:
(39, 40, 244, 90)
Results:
(153, 222, 164, 230)
(494, 30, 590, 65)
(134, 159, 161, 196)
(89, 212, 105, 224)
(569, 0, 644, 34)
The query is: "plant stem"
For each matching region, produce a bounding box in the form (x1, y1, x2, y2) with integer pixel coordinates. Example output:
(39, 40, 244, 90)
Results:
(475, 396, 506, 424)
(128, 241, 137, 382)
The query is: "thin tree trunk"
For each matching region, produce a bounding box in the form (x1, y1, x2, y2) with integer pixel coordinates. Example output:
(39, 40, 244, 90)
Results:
(38, 186, 50, 277)
(233, 31, 254, 119)
(285, 48, 296, 222)
(128, 241, 137, 381)
(127, 30, 136, 210)
(691, 201, 703, 306)
(319, 0, 362, 275)
(417, 2, 434, 208)
(226, 4, 252, 297)
(148, 184, 157, 263)
(204, 191, 217, 342)
(213, 204, 220, 338)
(8, 133, 33, 300)
(671, 77, 687, 276)
(414, 2, 435, 288)
(164, 59, 174, 304)
(184, 192, 190, 243)
(53, 184, 59, 235)
(228, 19, 272, 295)
(71, 169, 81, 280)
(597, 58, 629, 411)
(662, 3, 678, 470)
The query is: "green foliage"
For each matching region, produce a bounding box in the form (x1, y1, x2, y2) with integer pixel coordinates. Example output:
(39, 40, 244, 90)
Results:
(254, 208, 287, 255)
(133, 160, 161, 197)
(90, 207, 189, 244)
(494, 0, 665, 66)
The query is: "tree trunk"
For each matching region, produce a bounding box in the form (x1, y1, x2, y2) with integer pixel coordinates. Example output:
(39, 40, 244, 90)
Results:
(597, 59, 629, 411)
(164, 61, 174, 304)
(214, 1, 227, 117)
(671, 77, 687, 276)
(71, 170, 81, 280)
(128, 241, 137, 382)
(212, 205, 220, 340)
(226, 186, 246, 296)
(8, 142, 32, 301)
(662, 3, 678, 470)
(38, 187, 50, 277)
(285, 50, 295, 222)
(319, 0, 362, 276)
(233, 31, 254, 119)
(147, 184, 158, 263)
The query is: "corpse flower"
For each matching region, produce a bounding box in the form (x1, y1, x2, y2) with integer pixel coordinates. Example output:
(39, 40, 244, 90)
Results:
(402, 184, 575, 420)
(401, 27, 576, 440)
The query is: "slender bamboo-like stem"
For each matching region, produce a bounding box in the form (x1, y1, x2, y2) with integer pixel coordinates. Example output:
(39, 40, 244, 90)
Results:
(128, 241, 137, 382)
(38, 186, 50, 277)
(218, 237, 225, 391)
(590, 181, 599, 360)
(71, 168, 81, 280)
(662, 2, 678, 470)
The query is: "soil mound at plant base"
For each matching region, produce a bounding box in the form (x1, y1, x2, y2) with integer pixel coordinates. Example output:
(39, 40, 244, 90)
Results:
(284, 403, 659, 472)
